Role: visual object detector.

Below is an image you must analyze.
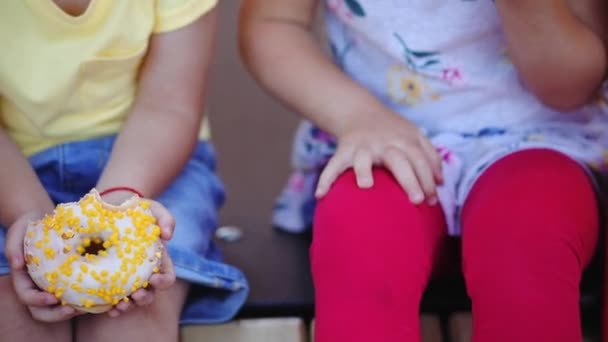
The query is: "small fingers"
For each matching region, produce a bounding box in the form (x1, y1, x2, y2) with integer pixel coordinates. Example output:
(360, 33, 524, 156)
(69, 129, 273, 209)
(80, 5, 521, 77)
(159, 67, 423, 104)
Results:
(406, 148, 438, 204)
(28, 305, 79, 323)
(107, 308, 121, 318)
(149, 246, 176, 290)
(115, 300, 132, 312)
(12, 268, 58, 307)
(150, 201, 175, 240)
(315, 153, 349, 198)
(110, 247, 174, 312)
(149, 273, 174, 291)
(419, 136, 443, 184)
(353, 148, 374, 189)
(6, 217, 31, 269)
(383, 147, 425, 204)
(131, 289, 155, 307)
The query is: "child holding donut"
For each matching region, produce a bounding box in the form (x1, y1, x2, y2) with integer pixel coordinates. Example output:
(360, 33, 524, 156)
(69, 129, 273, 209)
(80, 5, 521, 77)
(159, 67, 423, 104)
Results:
(0, 1, 248, 341)
(240, 0, 607, 341)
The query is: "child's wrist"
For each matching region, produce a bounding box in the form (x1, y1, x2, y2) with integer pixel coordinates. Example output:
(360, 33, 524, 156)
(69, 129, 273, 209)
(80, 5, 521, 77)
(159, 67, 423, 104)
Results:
(99, 186, 144, 205)
(335, 106, 402, 139)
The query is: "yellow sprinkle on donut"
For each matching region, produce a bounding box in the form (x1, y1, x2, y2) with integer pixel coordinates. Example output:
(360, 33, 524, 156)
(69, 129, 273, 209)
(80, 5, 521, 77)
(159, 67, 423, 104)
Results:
(44, 248, 55, 260)
(28, 256, 38, 266)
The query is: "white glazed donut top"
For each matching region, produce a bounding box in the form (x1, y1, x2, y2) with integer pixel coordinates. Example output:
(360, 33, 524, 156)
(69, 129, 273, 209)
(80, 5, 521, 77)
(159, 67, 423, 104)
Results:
(23, 189, 163, 312)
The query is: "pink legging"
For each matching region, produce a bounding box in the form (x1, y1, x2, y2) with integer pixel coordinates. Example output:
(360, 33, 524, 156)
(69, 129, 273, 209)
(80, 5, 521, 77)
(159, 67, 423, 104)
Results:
(311, 149, 599, 342)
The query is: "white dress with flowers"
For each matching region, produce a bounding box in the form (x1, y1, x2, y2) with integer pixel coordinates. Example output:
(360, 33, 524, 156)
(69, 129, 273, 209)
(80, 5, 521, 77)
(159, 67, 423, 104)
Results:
(272, 0, 608, 235)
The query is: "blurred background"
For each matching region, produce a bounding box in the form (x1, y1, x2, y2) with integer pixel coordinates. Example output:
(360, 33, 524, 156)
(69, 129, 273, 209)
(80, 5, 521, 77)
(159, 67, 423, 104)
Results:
(210, 1, 297, 230)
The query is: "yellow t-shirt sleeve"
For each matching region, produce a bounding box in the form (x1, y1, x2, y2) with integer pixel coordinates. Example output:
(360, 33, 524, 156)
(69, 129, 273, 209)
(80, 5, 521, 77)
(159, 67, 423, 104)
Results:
(153, 0, 217, 33)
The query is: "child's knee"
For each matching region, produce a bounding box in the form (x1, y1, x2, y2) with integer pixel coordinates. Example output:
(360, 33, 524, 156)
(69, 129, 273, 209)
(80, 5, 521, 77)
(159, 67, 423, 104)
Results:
(463, 148, 598, 253)
(315, 168, 403, 210)
(314, 167, 440, 233)
(466, 149, 596, 213)
(314, 167, 441, 245)
(311, 168, 445, 286)
(462, 149, 600, 299)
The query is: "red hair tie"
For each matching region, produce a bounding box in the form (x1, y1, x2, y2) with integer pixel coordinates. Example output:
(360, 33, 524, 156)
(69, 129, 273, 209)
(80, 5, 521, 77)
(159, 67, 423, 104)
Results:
(99, 187, 144, 198)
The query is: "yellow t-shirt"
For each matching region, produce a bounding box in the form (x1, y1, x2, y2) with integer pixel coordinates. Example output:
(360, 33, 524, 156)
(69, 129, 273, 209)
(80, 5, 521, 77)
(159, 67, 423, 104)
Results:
(0, 0, 216, 156)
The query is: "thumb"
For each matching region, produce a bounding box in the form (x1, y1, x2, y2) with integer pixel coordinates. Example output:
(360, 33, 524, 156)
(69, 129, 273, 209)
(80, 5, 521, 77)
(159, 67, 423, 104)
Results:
(149, 201, 175, 241)
(6, 216, 31, 269)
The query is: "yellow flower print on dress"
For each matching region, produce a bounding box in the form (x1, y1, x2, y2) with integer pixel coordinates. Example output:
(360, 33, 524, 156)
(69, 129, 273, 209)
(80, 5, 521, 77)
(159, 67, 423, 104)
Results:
(387, 33, 446, 105)
(387, 65, 438, 105)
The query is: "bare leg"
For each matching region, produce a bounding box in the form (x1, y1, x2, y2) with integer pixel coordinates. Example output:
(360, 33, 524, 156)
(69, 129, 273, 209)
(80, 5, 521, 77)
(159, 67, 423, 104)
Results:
(0, 276, 71, 342)
(421, 315, 443, 342)
(75, 280, 189, 342)
(448, 312, 472, 342)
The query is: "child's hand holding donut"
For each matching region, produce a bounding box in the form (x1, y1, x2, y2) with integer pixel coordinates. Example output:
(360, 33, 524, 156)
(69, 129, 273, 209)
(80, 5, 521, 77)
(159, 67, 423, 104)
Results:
(6, 211, 83, 322)
(103, 197, 177, 318)
(7, 190, 177, 321)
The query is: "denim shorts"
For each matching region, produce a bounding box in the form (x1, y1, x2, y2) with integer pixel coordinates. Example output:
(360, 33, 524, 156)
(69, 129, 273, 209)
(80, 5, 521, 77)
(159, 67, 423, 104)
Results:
(0, 135, 248, 324)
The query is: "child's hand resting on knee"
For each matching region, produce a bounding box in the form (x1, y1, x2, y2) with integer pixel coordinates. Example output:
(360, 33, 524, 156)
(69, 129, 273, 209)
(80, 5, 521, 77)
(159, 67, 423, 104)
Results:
(315, 113, 443, 206)
(240, 0, 442, 206)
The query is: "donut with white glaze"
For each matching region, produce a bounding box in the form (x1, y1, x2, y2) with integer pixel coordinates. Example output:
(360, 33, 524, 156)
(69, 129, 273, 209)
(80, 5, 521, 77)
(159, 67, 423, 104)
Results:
(23, 189, 163, 313)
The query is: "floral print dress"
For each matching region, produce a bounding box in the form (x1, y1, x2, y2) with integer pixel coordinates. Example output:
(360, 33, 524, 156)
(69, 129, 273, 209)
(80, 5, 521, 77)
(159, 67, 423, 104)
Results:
(272, 0, 608, 235)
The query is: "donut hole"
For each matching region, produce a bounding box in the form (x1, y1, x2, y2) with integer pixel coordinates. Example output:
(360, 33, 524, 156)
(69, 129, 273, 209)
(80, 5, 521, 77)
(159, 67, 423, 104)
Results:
(81, 239, 106, 256)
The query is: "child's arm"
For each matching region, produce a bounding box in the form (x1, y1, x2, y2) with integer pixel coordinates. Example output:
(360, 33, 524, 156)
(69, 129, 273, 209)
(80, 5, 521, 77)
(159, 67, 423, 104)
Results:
(93, 9, 217, 314)
(239, 0, 442, 204)
(0, 129, 54, 226)
(95, 9, 217, 201)
(496, 0, 606, 111)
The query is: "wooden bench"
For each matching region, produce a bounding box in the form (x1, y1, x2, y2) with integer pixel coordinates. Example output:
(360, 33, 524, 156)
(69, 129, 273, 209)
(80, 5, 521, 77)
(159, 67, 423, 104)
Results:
(183, 225, 603, 341)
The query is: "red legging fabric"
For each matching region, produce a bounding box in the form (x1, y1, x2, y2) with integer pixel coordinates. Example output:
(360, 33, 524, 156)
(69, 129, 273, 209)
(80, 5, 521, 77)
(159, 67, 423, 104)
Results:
(311, 149, 599, 342)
